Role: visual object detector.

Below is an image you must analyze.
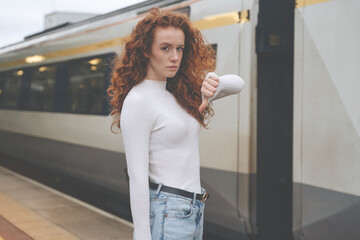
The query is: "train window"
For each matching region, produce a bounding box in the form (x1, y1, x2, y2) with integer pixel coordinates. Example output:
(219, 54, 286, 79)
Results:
(0, 73, 3, 107)
(209, 43, 218, 68)
(29, 65, 56, 111)
(0, 69, 23, 109)
(173, 6, 190, 16)
(138, 6, 190, 17)
(65, 55, 107, 114)
(210, 43, 217, 56)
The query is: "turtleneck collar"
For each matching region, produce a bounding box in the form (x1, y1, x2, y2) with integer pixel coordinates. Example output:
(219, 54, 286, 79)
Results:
(140, 79, 167, 91)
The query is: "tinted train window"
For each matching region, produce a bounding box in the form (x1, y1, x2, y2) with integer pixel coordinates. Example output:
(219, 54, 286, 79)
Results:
(66, 56, 107, 114)
(0, 69, 23, 109)
(29, 65, 56, 111)
(210, 43, 218, 68)
(174, 6, 190, 16)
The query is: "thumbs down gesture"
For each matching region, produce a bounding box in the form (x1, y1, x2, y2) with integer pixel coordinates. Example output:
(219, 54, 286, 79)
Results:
(199, 72, 219, 113)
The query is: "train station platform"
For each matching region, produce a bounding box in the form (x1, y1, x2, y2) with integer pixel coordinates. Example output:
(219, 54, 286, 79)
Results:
(0, 166, 133, 240)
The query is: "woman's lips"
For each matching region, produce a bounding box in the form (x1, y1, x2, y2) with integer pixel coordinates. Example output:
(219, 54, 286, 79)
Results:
(167, 66, 178, 69)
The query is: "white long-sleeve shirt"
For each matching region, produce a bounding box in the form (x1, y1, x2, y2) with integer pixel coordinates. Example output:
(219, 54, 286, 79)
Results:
(120, 73, 245, 240)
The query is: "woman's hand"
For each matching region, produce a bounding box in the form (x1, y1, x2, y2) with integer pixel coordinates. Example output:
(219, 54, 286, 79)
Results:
(199, 74, 219, 113)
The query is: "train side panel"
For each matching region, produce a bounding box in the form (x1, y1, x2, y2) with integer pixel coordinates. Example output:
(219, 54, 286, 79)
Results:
(293, 0, 360, 239)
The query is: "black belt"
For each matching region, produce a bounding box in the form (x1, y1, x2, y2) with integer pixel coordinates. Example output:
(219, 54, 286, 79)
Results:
(149, 181, 209, 202)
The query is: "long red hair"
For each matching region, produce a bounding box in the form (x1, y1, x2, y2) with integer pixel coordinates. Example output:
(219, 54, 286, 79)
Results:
(107, 7, 215, 133)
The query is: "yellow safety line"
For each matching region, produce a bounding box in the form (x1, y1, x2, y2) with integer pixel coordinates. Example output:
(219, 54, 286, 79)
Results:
(0, 10, 245, 70)
(296, 0, 333, 8)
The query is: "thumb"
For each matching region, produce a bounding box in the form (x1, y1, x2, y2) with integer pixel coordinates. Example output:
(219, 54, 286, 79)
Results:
(199, 96, 208, 113)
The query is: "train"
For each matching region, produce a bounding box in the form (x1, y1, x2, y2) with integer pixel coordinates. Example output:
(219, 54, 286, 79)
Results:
(0, 0, 359, 239)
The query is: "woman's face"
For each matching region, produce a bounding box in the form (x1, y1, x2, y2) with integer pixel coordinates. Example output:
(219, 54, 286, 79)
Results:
(145, 26, 185, 81)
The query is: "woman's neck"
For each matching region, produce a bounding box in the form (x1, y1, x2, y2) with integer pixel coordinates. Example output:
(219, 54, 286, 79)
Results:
(141, 79, 167, 91)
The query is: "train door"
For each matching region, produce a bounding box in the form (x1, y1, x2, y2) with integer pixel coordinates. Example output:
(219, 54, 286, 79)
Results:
(256, 0, 295, 239)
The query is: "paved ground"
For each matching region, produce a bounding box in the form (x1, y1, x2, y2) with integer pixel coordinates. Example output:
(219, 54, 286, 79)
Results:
(0, 166, 133, 240)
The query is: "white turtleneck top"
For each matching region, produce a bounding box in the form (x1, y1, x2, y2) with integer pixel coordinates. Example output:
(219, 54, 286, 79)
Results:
(120, 72, 245, 240)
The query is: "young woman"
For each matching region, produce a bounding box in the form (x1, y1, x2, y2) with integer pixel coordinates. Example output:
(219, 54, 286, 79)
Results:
(107, 7, 245, 240)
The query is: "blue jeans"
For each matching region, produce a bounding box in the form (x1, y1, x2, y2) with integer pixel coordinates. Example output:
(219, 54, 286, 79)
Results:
(149, 185, 206, 240)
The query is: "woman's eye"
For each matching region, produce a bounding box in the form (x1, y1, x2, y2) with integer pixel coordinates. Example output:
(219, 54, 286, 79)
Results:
(161, 47, 169, 51)
(177, 47, 184, 51)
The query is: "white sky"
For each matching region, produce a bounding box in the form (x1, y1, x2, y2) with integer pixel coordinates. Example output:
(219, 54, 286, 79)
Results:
(0, 0, 146, 48)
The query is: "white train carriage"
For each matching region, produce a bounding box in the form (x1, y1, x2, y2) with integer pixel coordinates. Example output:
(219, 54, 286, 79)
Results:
(0, 0, 358, 239)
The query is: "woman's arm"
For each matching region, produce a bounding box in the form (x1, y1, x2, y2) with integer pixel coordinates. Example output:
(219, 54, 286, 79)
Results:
(120, 92, 154, 240)
(199, 72, 245, 112)
(206, 72, 245, 102)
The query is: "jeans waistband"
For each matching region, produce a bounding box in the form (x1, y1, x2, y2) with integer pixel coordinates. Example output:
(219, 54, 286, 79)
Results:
(149, 180, 209, 203)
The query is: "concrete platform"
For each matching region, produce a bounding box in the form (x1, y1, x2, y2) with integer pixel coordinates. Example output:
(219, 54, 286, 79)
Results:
(0, 166, 134, 240)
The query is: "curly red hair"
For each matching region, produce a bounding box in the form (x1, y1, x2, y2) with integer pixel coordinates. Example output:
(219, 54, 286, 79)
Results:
(107, 7, 215, 133)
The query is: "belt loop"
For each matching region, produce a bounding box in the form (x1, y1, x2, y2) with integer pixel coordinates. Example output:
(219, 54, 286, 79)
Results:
(155, 183, 163, 197)
(192, 192, 196, 205)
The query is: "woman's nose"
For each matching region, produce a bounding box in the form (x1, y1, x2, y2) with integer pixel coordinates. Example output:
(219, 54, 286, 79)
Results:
(170, 50, 179, 61)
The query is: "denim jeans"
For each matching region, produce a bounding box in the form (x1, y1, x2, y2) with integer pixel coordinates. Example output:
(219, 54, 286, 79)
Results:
(148, 185, 206, 240)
